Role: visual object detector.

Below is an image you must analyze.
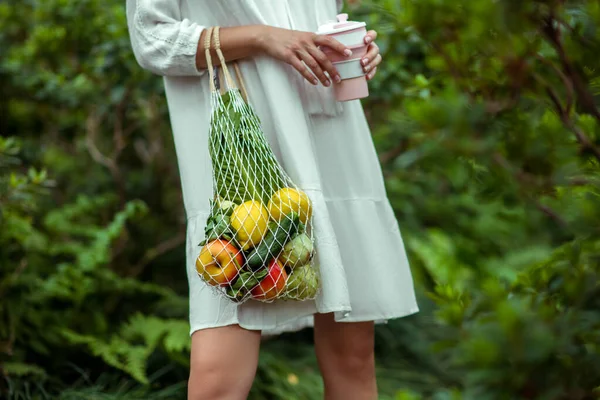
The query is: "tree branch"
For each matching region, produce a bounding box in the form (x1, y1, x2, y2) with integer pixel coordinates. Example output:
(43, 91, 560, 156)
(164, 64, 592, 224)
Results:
(85, 110, 127, 206)
(541, 15, 600, 123)
(85, 112, 115, 170)
(379, 141, 408, 164)
(544, 84, 600, 162)
(130, 231, 186, 278)
(492, 153, 569, 228)
(535, 54, 574, 115)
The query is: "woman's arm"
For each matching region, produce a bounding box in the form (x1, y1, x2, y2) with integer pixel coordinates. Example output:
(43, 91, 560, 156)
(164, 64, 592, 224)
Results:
(126, 0, 205, 77)
(195, 26, 265, 71)
(197, 25, 353, 87)
(127, 0, 382, 84)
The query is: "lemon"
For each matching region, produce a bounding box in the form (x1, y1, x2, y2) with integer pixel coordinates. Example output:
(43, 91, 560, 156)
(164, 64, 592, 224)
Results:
(230, 200, 269, 250)
(268, 188, 312, 224)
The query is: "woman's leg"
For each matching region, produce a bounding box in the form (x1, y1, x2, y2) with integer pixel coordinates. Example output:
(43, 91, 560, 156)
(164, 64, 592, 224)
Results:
(188, 324, 261, 400)
(314, 313, 377, 400)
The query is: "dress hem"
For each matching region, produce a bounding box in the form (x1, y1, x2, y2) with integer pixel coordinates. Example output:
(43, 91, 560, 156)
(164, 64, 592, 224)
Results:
(189, 305, 420, 336)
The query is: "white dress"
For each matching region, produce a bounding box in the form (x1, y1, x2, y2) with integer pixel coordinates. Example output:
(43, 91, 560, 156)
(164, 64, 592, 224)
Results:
(126, 0, 419, 336)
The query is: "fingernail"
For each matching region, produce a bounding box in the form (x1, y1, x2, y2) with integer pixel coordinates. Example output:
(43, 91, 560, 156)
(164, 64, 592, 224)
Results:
(312, 79, 318, 85)
(368, 71, 374, 79)
(325, 79, 330, 87)
(335, 75, 341, 83)
(362, 58, 369, 66)
(365, 36, 372, 44)
(344, 49, 353, 57)
(364, 65, 370, 72)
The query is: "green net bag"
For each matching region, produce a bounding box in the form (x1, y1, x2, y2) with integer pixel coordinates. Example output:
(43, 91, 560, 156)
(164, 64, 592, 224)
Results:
(195, 26, 320, 303)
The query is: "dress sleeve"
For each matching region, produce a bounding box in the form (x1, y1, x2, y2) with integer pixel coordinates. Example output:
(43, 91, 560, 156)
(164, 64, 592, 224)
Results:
(126, 0, 206, 76)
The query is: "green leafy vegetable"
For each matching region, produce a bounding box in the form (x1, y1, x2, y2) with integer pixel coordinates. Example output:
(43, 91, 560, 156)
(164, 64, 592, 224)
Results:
(209, 90, 285, 205)
(225, 268, 269, 301)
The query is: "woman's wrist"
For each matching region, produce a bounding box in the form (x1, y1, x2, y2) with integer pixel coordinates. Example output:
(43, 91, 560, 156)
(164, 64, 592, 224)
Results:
(196, 25, 269, 69)
(250, 25, 271, 55)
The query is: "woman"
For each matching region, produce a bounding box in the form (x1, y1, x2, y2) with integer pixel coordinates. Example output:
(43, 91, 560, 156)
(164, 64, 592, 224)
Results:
(126, 1, 418, 399)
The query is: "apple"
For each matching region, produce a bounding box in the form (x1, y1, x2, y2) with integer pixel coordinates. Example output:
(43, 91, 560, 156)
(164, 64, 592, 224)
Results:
(251, 259, 288, 300)
(195, 239, 243, 287)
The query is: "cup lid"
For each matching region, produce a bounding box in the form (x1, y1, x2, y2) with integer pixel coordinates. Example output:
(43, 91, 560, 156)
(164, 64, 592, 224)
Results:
(317, 13, 366, 35)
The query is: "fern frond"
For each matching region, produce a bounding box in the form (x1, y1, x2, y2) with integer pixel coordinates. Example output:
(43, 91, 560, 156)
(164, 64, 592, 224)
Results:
(3, 362, 47, 378)
(121, 313, 191, 353)
(62, 329, 151, 384)
(61, 314, 190, 384)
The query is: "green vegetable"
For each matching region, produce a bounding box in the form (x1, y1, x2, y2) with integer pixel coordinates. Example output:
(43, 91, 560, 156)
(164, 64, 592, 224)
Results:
(283, 264, 319, 300)
(225, 269, 268, 301)
(215, 197, 237, 215)
(199, 198, 238, 246)
(209, 90, 285, 205)
(279, 233, 314, 269)
(246, 213, 301, 270)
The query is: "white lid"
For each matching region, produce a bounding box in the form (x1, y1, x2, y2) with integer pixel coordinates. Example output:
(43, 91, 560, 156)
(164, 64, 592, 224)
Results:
(317, 13, 366, 35)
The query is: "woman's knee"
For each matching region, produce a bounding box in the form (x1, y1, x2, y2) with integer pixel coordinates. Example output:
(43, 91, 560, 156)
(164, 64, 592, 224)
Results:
(188, 361, 247, 400)
(188, 324, 261, 400)
(314, 313, 375, 378)
(329, 336, 375, 378)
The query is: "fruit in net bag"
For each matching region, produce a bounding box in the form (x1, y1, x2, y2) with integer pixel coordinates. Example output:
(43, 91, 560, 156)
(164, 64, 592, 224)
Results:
(199, 26, 320, 302)
(279, 233, 313, 269)
(268, 188, 312, 224)
(251, 259, 288, 300)
(230, 200, 269, 250)
(284, 264, 319, 300)
(246, 212, 301, 270)
(196, 239, 243, 287)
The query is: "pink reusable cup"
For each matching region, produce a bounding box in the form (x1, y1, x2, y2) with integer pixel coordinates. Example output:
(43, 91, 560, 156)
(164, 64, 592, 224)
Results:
(317, 13, 369, 102)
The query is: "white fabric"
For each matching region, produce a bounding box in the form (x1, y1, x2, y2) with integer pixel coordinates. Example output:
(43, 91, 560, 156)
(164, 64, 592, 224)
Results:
(126, 0, 419, 336)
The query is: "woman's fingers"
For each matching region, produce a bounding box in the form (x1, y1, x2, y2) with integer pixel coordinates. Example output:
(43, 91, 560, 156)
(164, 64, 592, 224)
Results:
(307, 46, 341, 84)
(361, 42, 380, 71)
(288, 56, 319, 85)
(313, 35, 353, 57)
(364, 30, 378, 44)
(366, 66, 377, 81)
(297, 50, 330, 86)
(361, 31, 381, 78)
(364, 53, 382, 74)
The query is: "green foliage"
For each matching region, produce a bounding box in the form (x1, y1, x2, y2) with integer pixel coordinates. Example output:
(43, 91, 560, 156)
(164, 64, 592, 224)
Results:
(2, 0, 600, 398)
(1, 0, 191, 395)
(348, 0, 600, 398)
(62, 314, 190, 384)
(0, 137, 189, 392)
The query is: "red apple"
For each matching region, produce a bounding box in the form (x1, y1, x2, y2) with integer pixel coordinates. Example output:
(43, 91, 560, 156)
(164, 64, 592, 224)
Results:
(251, 259, 287, 300)
(196, 239, 243, 287)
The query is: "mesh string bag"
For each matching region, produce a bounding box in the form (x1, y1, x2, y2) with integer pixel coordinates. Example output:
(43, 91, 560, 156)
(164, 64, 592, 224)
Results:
(196, 26, 320, 303)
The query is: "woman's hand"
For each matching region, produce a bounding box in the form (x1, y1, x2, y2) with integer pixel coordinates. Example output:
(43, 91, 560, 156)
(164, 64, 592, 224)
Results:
(361, 30, 382, 81)
(257, 26, 353, 87)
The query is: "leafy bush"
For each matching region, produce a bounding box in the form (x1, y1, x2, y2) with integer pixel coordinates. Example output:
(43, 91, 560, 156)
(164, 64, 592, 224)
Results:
(1, 0, 599, 399)
(1, 1, 191, 397)
(349, 0, 600, 398)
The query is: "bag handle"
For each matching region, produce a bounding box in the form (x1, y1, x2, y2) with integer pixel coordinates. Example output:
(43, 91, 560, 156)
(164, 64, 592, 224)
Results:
(204, 26, 249, 102)
(213, 27, 250, 102)
(232, 62, 249, 103)
(204, 26, 217, 92)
